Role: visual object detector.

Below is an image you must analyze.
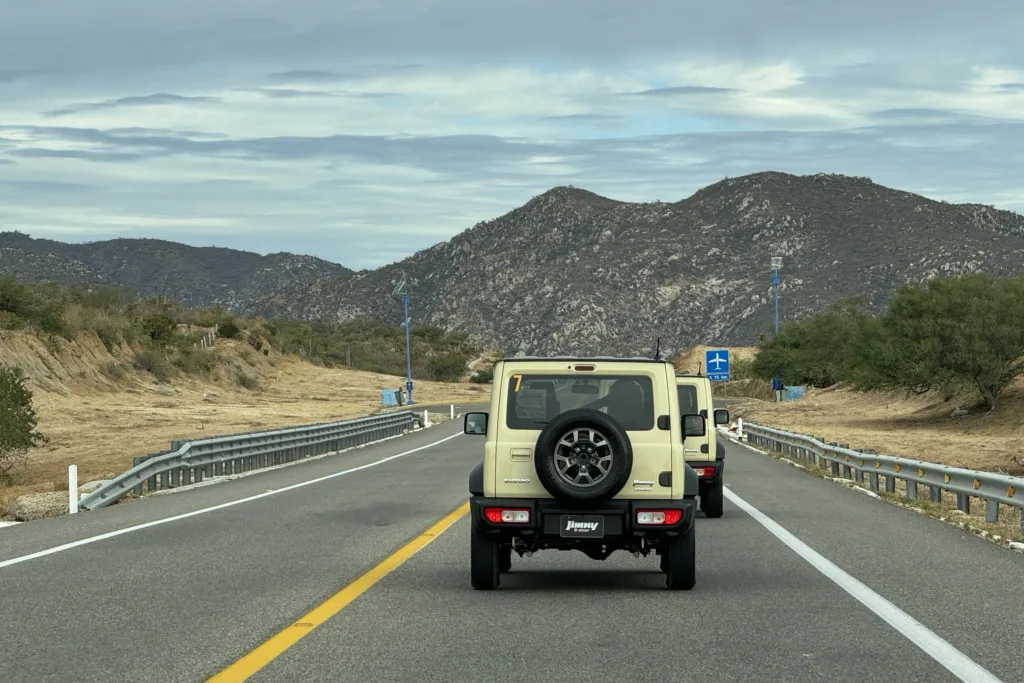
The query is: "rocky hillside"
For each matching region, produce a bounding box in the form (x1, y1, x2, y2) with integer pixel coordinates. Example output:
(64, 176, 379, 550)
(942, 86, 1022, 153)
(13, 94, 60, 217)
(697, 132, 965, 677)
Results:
(250, 171, 1024, 356)
(0, 232, 352, 311)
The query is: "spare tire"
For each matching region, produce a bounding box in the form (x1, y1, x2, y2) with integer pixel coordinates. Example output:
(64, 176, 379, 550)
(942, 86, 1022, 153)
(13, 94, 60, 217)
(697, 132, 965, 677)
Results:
(533, 408, 633, 502)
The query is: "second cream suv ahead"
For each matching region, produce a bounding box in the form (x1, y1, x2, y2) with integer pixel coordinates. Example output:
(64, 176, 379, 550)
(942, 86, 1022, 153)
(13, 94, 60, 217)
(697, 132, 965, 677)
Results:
(676, 373, 730, 518)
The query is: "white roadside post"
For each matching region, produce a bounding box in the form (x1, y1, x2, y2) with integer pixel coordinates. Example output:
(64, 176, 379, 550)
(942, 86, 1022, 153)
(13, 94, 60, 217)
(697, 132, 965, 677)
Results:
(737, 418, 744, 440)
(423, 409, 430, 427)
(68, 464, 79, 514)
(450, 404, 455, 419)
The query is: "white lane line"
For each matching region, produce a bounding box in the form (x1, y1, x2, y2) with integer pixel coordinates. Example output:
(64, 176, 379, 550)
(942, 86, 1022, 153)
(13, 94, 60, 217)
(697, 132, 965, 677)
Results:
(724, 488, 1003, 683)
(0, 432, 464, 571)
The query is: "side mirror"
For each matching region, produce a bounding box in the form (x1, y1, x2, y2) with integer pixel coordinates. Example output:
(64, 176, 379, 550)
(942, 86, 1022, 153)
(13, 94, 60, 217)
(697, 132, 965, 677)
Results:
(682, 414, 706, 438)
(714, 409, 730, 426)
(464, 412, 488, 435)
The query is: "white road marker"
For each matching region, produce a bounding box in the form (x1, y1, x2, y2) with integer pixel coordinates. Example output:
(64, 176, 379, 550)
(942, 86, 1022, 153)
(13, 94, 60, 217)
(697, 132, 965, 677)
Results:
(724, 487, 1004, 683)
(0, 432, 463, 570)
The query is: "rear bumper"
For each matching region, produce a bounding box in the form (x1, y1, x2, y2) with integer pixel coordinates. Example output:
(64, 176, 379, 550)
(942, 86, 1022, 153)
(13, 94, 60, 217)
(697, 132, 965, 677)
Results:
(470, 496, 696, 543)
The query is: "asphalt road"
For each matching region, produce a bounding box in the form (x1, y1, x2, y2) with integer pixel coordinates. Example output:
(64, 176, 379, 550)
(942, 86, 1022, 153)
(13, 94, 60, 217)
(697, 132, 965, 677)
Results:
(1, 406, 1022, 683)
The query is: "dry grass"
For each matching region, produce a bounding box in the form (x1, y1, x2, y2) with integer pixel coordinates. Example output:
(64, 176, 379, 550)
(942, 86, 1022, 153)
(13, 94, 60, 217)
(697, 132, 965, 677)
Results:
(0, 330, 489, 519)
(729, 378, 1024, 476)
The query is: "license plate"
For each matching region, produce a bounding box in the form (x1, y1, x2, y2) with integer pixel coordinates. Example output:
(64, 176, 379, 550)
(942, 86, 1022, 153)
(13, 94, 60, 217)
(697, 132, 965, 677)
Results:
(559, 514, 605, 538)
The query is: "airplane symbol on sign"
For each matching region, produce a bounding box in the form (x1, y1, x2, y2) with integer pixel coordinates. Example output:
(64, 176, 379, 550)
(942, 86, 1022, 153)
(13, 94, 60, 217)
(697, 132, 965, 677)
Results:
(708, 353, 727, 370)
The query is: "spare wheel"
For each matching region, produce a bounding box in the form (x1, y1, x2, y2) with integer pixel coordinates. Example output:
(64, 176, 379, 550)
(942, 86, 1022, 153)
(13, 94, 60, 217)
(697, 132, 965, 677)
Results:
(533, 408, 633, 502)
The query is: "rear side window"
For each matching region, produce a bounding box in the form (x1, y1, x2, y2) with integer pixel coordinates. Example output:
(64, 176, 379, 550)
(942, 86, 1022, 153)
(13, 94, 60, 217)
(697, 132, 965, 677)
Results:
(677, 385, 699, 415)
(505, 374, 655, 431)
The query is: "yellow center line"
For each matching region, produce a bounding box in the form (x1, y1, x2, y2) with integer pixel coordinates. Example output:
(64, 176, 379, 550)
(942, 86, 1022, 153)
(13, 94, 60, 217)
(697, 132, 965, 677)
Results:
(206, 500, 470, 682)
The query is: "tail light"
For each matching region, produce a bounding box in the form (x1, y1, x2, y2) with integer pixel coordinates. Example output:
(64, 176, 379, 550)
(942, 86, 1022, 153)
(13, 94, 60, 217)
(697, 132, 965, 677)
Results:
(693, 466, 717, 478)
(636, 509, 683, 525)
(484, 507, 530, 523)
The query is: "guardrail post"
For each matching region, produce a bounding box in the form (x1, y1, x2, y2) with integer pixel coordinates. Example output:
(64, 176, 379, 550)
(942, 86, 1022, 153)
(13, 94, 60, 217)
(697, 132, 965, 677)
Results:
(930, 485, 942, 503)
(956, 493, 970, 513)
(906, 480, 918, 499)
(68, 464, 78, 514)
(985, 499, 999, 523)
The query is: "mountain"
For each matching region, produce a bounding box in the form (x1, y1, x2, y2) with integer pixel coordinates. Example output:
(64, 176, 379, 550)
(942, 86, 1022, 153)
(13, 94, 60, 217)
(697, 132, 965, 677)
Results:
(0, 232, 353, 311)
(249, 171, 1024, 356)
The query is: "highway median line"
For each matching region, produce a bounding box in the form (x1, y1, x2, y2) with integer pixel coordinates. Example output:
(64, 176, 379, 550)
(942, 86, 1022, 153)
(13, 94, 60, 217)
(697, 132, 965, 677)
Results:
(206, 500, 470, 682)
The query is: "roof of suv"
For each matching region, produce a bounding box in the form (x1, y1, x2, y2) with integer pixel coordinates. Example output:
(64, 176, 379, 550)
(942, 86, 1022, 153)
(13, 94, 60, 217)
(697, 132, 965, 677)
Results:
(499, 355, 671, 363)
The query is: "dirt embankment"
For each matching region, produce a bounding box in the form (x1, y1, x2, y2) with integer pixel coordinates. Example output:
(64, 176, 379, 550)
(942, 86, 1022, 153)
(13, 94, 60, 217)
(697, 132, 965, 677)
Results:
(0, 330, 490, 519)
(729, 379, 1024, 476)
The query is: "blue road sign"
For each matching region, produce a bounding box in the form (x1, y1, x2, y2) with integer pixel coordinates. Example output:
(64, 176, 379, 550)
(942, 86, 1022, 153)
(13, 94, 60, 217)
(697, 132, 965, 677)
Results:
(705, 349, 730, 381)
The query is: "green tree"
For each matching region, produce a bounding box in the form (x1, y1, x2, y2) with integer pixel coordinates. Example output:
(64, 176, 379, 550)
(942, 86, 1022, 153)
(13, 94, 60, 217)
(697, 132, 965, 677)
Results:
(138, 314, 177, 343)
(0, 365, 46, 484)
(856, 275, 1024, 410)
(752, 297, 874, 388)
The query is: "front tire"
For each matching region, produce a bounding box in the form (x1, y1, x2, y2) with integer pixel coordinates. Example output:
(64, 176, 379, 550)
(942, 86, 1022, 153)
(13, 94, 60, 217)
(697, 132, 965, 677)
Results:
(471, 526, 500, 590)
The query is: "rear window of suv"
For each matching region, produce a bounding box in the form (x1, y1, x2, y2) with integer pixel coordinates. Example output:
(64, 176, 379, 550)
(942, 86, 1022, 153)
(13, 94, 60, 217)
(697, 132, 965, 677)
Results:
(505, 374, 655, 431)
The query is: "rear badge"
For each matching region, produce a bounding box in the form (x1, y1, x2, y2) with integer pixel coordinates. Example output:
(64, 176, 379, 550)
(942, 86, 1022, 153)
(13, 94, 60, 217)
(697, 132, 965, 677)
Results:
(504, 478, 530, 484)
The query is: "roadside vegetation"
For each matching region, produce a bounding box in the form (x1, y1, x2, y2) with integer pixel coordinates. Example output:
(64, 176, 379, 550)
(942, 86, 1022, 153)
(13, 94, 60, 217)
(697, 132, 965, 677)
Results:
(0, 276, 490, 513)
(0, 276, 480, 385)
(749, 274, 1024, 411)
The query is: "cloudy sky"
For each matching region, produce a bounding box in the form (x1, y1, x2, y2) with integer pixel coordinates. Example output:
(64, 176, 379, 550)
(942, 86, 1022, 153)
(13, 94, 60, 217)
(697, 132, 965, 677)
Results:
(1, 1, 1022, 270)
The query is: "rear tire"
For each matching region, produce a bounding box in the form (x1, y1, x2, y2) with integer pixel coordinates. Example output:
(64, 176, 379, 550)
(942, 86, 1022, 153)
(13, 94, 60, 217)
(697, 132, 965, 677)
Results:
(471, 526, 500, 590)
(499, 545, 512, 573)
(701, 479, 724, 518)
(665, 519, 696, 590)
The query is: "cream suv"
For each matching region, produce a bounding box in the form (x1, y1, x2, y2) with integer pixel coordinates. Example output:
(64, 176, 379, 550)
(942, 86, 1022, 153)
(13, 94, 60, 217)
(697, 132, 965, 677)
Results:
(463, 356, 704, 591)
(676, 373, 730, 518)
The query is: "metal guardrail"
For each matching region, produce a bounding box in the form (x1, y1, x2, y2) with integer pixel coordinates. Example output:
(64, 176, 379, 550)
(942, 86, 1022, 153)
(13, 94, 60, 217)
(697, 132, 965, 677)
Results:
(742, 422, 1024, 532)
(78, 410, 420, 511)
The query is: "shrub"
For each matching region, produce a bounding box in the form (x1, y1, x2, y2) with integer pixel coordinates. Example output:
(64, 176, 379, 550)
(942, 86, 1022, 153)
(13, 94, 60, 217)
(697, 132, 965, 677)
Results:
(426, 353, 469, 382)
(470, 367, 494, 384)
(138, 314, 177, 344)
(0, 364, 46, 484)
(132, 349, 172, 383)
(236, 372, 260, 390)
(218, 318, 241, 339)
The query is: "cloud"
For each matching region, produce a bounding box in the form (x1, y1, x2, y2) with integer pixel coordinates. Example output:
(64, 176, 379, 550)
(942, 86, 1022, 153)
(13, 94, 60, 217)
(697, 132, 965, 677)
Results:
(625, 86, 738, 96)
(0, 1, 1022, 269)
(265, 69, 347, 83)
(44, 93, 220, 117)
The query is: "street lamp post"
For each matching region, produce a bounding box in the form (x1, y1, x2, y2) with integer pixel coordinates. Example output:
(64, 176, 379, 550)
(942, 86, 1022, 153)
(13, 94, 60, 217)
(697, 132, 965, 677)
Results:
(393, 273, 415, 405)
(771, 256, 782, 402)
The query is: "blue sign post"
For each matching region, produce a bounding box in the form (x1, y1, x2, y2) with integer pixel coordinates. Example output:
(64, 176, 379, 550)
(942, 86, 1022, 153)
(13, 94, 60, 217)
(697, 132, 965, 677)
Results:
(705, 349, 730, 381)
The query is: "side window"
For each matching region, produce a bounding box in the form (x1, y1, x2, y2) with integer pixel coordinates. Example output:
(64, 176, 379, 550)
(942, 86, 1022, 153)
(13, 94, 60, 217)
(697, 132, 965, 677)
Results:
(677, 385, 699, 415)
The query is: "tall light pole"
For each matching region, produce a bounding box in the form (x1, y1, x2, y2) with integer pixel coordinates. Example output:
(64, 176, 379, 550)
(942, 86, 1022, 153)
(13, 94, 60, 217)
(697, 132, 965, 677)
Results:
(771, 256, 782, 335)
(392, 273, 415, 405)
(771, 256, 783, 402)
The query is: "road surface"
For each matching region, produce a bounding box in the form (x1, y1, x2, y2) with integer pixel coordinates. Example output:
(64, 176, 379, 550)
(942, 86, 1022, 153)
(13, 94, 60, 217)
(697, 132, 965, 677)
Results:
(0, 404, 1021, 683)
